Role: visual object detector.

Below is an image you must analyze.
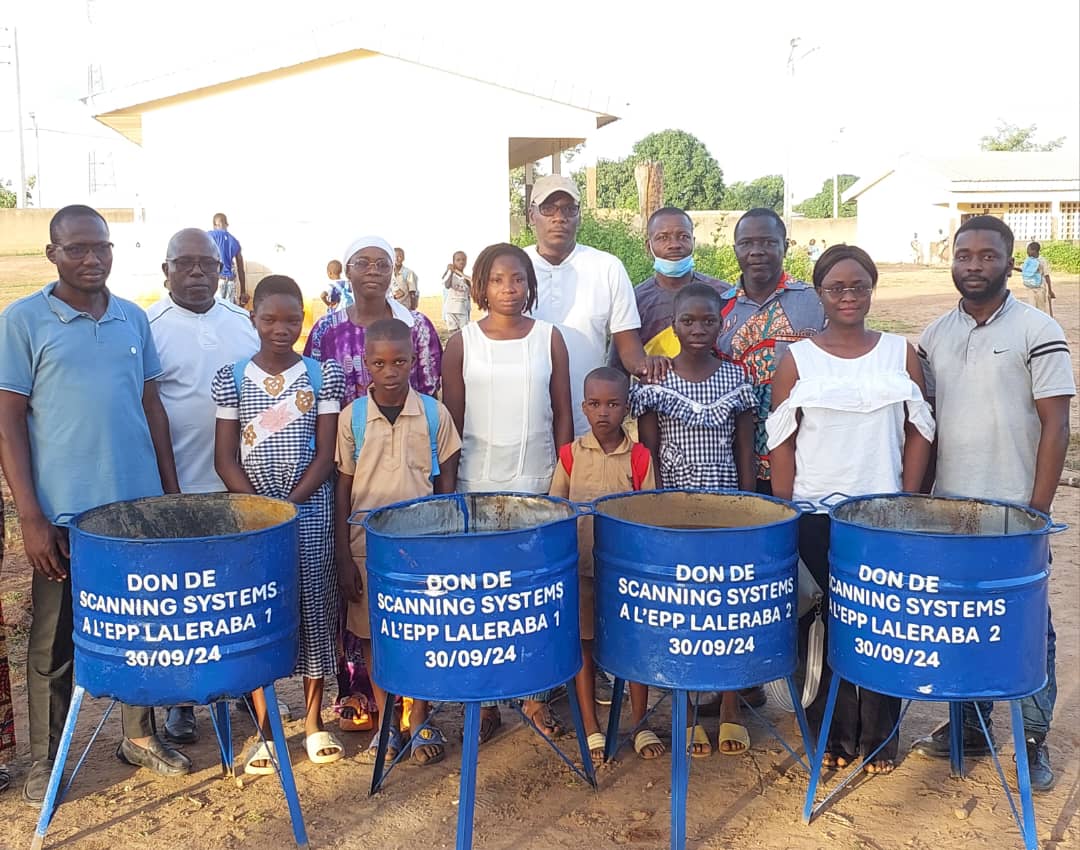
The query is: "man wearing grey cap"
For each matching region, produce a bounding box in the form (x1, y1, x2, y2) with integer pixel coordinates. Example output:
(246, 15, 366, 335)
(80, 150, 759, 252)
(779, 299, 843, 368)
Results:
(525, 175, 663, 437)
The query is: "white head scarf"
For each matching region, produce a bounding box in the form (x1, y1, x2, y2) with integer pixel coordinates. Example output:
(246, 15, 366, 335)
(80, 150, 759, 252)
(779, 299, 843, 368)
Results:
(341, 234, 415, 325)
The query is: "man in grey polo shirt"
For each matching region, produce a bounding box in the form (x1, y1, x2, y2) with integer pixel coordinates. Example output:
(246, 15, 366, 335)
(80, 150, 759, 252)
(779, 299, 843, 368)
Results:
(911, 215, 1074, 793)
(0, 205, 192, 805)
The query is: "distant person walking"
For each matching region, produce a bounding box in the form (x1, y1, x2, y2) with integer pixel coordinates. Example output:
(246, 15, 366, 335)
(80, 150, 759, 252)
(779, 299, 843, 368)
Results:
(392, 248, 420, 311)
(442, 251, 472, 331)
(1020, 241, 1055, 316)
(321, 259, 352, 311)
(910, 232, 922, 266)
(208, 213, 247, 306)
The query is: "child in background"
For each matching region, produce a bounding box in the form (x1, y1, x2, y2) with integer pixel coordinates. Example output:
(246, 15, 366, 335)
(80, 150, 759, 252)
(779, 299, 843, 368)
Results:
(632, 281, 757, 757)
(320, 259, 352, 311)
(212, 275, 346, 773)
(442, 251, 472, 331)
(336, 318, 462, 766)
(442, 242, 573, 742)
(549, 367, 662, 763)
(1020, 241, 1055, 315)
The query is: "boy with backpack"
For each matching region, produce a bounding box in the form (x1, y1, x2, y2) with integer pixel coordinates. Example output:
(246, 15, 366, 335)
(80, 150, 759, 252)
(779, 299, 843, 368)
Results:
(334, 318, 462, 766)
(548, 367, 663, 764)
(1020, 242, 1055, 315)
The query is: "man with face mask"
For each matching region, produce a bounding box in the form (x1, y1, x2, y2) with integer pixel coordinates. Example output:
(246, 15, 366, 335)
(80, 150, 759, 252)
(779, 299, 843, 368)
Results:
(912, 216, 1073, 793)
(617, 207, 729, 363)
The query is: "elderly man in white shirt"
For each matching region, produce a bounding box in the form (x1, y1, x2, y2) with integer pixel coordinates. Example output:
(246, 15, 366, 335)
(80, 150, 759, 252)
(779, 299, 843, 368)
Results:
(147, 227, 259, 743)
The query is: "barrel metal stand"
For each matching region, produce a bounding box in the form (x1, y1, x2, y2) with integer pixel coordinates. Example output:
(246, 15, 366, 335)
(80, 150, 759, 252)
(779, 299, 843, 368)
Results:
(30, 683, 308, 850)
(370, 682, 597, 850)
(803, 679, 1039, 850)
(604, 676, 813, 850)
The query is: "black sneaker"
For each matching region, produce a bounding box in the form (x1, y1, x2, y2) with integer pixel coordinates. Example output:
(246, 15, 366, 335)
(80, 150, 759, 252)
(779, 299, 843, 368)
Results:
(1021, 738, 1055, 794)
(911, 720, 994, 759)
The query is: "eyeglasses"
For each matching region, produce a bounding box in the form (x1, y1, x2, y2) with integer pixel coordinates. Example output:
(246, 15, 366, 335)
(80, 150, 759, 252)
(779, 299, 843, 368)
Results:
(536, 202, 580, 218)
(820, 284, 874, 298)
(56, 242, 113, 260)
(347, 258, 393, 273)
(168, 256, 222, 274)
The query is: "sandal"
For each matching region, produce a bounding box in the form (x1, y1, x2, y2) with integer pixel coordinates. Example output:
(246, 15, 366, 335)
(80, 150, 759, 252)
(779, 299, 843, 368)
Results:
(633, 729, 666, 760)
(523, 701, 565, 738)
(822, 749, 856, 770)
(358, 727, 404, 765)
(304, 730, 344, 764)
(337, 696, 377, 733)
(0, 763, 10, 793)
(586, 732, 607, 765)
(478, 707, 502, 745)
(688, 724, 712, 758)
(864, 758, 895, 775)
(410, 725, 447, 766)
(718, 722, 750, 755)
(244, 740, 277, 776)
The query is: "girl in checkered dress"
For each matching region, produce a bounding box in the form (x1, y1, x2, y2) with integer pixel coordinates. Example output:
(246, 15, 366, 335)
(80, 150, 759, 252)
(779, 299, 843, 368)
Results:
(212, 275, 346, 772)
(630, 282, 757, 758)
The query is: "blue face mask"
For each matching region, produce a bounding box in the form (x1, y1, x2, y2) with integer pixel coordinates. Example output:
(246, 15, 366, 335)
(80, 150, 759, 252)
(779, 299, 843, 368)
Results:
(653, 254, 695, 277)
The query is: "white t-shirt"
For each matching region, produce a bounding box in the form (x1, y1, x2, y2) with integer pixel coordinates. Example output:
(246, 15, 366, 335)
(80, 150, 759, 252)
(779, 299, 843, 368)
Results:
(526, 243, 641, 436)
(148, 296, 259, 493)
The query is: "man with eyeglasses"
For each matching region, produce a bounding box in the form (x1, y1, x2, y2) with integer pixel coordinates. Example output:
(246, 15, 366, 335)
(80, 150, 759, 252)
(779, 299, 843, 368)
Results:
(525, 174, 663, 438)
(717, 208, 825, 496)
(146, 228, 260, 744)
(208, 212, 247, 306)
(0, 205, 191, 804)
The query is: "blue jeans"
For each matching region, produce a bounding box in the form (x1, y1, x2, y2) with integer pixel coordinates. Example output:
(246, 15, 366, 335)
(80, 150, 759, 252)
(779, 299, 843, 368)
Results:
(481, 691, 550, 709)
(962, 607, 1056, 740)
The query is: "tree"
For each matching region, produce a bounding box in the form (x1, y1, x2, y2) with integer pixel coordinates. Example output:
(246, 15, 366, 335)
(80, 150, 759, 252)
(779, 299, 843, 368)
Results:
(980, 122, 1065, 152)
(0, 179, 16, 209)
(794, 174, 859, 218)
(721, 174, 784, 212)
(631, 129, 725, 210)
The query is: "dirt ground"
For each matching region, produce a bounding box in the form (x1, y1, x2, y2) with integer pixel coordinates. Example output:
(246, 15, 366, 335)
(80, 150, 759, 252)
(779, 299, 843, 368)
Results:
(0, 257, 1078, 850)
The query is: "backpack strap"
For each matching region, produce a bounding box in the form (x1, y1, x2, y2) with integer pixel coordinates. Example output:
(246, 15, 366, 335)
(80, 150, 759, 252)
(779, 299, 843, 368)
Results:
(630, 443, 652, 491)
(558, 443, 575, 478)
(232, 358, 251, 399)
(302, 356, 323, 396)
(351, 396, 369, 462)
(420, 394, 442, 480)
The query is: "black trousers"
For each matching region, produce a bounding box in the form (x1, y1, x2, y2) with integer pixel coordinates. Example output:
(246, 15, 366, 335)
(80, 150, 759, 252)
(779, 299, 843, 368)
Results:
(798, 513, 901, 761)
(28, 565, 155, 761)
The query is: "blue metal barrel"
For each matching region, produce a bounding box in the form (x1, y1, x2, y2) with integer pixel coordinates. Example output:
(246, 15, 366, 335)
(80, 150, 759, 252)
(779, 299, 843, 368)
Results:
(827, 494, 1053, 701)
(69, 493, 300, 706)
(592, 491, 801, 692)
(361, 493, 580, 702)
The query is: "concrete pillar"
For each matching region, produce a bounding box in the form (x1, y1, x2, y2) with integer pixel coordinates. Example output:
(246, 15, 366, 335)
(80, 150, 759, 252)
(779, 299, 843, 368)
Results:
(1050, 198, 1061, 240)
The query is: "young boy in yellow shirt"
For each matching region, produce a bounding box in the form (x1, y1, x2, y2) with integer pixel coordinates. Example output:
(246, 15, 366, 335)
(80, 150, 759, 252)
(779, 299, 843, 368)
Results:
(548, 367, 663, 763)
(334, 318, 462, 765)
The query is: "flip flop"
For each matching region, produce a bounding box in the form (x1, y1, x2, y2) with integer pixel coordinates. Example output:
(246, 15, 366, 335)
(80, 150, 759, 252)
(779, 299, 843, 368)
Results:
(586, 732, 607, 764)
(478, 707, 502, 745)
(410, 725, 447, 766)
(633, 729, 666, 760)
(718, 722, 750, 755)
(304, 730, 344, 764)
(523, 702, 565, 739)
(244, 740, 277, 776)
(337, 696, 377, 733)
(358, 727, 404, 765)
(688, 724, 712, 758)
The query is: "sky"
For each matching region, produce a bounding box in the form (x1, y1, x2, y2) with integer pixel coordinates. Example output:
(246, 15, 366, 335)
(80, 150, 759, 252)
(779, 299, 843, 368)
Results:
(2, 0, 1079, 206)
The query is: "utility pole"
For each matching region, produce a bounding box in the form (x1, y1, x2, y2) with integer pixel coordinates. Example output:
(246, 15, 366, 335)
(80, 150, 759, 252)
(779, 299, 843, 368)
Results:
(832, 127, 845, 219)
(30, 111, 40, 206)
(783, 37, 819, 229)
(1, 26, 27, 207)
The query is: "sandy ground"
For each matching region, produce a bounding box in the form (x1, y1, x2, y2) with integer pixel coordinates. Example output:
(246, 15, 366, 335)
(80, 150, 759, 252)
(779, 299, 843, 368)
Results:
(0, 258, 1078, 850)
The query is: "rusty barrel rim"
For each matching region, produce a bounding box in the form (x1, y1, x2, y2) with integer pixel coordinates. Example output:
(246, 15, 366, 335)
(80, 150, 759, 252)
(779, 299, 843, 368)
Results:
(828, 492, 1053, 538)
(592, 488, 804, 531)
(358, 491, 579, 538)
(70, 493, 299, 544)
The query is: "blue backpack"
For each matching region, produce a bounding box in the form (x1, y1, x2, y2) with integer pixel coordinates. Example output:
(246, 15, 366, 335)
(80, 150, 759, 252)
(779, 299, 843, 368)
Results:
(1020, 256, 1042, 288)
(233, 356, 324, 449)
(351, 394, 442, 480)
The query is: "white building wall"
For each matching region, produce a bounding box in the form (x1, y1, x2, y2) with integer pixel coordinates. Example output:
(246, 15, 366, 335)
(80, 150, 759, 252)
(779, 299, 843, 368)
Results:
(112, 55, 603, 304)
(852, 167, 952, 263)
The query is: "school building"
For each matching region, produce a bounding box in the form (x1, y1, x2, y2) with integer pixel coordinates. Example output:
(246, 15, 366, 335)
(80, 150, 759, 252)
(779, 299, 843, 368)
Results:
(83, 18, 623, 305)
(843, 151, 1080, 263)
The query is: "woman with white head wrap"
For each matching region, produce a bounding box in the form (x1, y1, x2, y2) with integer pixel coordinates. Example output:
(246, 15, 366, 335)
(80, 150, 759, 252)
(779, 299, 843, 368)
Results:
(304, 235, 443, 406)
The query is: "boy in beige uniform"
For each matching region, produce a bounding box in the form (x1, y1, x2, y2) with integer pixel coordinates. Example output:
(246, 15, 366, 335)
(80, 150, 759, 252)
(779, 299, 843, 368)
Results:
(549, 367, 662, 763)
(335, 319, 461, 766)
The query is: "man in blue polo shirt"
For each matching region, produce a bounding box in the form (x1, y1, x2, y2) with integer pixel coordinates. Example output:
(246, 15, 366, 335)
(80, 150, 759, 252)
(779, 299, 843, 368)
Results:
(0, 205, 191, 805)
(208, 212, 247, 306)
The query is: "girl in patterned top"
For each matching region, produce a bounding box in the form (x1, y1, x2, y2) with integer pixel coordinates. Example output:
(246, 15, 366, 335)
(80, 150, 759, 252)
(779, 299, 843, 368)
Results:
(631, 281, 757, 757)
(212, 275, 346, 774)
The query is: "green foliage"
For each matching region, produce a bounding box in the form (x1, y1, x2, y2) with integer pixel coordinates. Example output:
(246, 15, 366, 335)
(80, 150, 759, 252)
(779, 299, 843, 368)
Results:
(571, 158, 638, 209)
(794, 174, 859, 218)
(631, 130, 726, 210)
(980, 122, 1065, 152)
(512, 211, 654, 282)
(1013, 241, 1080, 274)
(721, 174, 784, 212)
(693, 244, 741, 282)
(0, 179, 16, 209)
(783, 247, 813, 283)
